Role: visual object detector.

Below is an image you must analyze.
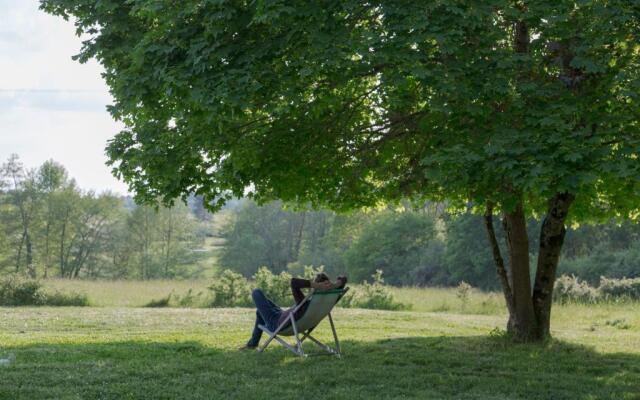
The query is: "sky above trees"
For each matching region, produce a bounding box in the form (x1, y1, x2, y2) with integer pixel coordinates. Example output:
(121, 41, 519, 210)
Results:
(0, 0, 126, 194)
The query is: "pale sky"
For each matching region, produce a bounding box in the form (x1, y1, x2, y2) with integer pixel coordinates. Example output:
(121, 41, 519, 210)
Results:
(0, 0, 128, 194)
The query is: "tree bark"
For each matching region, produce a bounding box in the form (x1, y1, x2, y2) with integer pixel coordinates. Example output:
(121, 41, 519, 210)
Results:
(503, 201, 537, 341)
(532, 192, 574, 338)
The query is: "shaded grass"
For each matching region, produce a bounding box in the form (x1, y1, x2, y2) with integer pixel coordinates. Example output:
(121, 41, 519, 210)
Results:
(0, 307, 639, 399)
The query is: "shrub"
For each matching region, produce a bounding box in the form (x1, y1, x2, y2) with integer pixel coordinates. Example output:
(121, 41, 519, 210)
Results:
(208, 270, 251, 307)
(605, 318, 631, 330)
(342, 270, 408, 311)
(144, 294, 172, 308)
(42, 290, 89, 307)
(0, 275, 46, 306)
(175, 289, 203, 307)
(0, 275, 89, 306)
(456, 281, 472, 310)
(252, 266, 292, 305)
(598, 277, 640, 300)
(301, 265, 325, 280)
(553, 275, 599, 304)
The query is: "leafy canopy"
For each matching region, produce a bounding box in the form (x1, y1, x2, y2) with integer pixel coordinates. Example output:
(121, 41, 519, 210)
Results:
(41, 1, 640, 220)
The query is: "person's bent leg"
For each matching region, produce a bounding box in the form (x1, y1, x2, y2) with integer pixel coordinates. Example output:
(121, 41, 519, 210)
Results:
(246, 310, 265, 348)
(246, 289, 282, 347)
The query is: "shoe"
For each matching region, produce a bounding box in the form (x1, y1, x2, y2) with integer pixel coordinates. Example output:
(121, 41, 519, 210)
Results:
(238, 344, 257, 351)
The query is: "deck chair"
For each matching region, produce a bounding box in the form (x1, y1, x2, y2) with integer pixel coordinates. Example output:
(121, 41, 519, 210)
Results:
(257, 287, 348, 358)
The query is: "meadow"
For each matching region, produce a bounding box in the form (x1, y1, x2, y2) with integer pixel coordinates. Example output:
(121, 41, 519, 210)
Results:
(1, 281, 638, 399)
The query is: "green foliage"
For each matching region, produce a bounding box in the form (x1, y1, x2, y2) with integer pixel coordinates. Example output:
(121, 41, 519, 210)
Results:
(41, 0, 640, 339)
(41, 1, 640, 223)
(441, 214, 502, 290)
(298, 211, 371, 276)
(559, 246, 640, 285)
(0, 154, 208, 280)
(0, 274, 46, 306)
(219, 200, 306, 276)
(217, 200, 640, 291)
(344, 212, 435, 285)
(42, 290, 90, 307)
(0, 274, 88, 306)
(342, 270, 407, 311)
(300, 265, 325, 280)
(252, 266, 292, 305)
(208, 270, 251, 307)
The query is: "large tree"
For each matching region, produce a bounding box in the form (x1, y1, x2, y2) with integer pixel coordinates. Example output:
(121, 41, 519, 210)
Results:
(41, 1, 640, 341)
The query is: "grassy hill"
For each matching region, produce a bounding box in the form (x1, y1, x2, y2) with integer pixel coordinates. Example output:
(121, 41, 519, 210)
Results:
(0, 285, 638, 399)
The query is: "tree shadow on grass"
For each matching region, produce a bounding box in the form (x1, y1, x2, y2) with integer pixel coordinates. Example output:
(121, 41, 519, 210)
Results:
(1, 335, 639, 400)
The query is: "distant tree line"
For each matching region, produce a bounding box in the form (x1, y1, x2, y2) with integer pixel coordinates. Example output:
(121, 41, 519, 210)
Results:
(220, 200, 640, 290)
(0, 155, 207, 279)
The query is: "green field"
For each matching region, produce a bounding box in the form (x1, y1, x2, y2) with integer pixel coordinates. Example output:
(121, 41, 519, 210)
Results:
(1, 283, 639, 399)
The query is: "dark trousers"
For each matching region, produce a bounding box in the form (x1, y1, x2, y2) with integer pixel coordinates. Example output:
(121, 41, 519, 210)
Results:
(247, 289, 282, 347)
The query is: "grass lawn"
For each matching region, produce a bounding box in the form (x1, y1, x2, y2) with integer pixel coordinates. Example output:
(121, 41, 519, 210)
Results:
(1, 294, 639, 400)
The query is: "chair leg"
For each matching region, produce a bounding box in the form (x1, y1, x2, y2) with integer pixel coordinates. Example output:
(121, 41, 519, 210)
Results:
(258, 323, 306, 357)
(290, 315, 305, 357)
(304, 334, 339, 356)
(328, 313, 341, 356)
(257, 325, 276, 353)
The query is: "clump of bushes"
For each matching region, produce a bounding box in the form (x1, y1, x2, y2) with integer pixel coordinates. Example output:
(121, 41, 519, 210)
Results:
(553, 275, 599, 304)
(144, 294, 172, 308)
(342, 270, 408, 311)
(175, 289, 204, 307)
(598, 277, 640, 300)
(253, 266, 292, 305)
(44, 290, 90, 306)
(553, 275, 640, 303)
(208, 270, 252, 307)
(456, 281, 472, 310)
(206, 266, 407, 311)
(0, 274, 89, 306)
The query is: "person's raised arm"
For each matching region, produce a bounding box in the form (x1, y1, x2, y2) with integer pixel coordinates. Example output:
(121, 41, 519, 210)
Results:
(290, 278, 311, 305)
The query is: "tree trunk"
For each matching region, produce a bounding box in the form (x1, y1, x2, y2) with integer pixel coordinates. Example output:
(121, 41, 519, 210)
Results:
(502, 201, 537, 341)
(44, 224, 50, 278)
(59, 209, 69, 276)
(483, 204, 515, 325)
(532, 192, 574, 338)
(16, 230, 26, 272)
(26, 232, 35, 278)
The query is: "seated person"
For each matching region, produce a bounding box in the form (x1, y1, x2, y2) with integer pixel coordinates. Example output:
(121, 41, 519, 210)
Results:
(241, 273, 347, 350)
